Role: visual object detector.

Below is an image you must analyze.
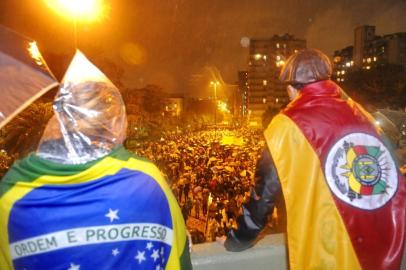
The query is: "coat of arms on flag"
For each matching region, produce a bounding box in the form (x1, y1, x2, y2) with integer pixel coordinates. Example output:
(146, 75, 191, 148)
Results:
(324, 133, 398, 210)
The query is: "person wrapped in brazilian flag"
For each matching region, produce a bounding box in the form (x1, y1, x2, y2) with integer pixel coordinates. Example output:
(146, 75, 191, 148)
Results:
(0, 51, 192, 270)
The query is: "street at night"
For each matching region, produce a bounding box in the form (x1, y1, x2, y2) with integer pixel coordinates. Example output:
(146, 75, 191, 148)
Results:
(0, 1, 406, 270)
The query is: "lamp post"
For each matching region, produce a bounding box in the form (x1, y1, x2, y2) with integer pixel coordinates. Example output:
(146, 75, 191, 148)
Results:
(210, 80, 220, 137)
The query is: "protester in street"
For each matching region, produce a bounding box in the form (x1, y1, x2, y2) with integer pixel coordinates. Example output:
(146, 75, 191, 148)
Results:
(221, 49, 406, 270)
(0, 52, 192, 270)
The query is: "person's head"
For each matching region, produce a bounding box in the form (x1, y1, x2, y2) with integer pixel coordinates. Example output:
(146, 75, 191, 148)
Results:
(37, 51, 127, 164)
(280, 48, 332, 100)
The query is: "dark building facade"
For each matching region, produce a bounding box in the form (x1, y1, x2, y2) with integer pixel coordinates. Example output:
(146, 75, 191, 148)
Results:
(247, 34, 306, 126)
(334, 26, 406, 82)
(236, 71, 248, 119)
(333, 46, 354, 82)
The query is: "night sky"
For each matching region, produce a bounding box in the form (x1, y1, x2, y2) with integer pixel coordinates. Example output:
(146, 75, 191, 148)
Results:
(1, 0, 406, 97)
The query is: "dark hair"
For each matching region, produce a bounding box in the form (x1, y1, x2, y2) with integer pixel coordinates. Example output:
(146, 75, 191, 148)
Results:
(290, 82, 306, 90)
(280, 49, 332, 84)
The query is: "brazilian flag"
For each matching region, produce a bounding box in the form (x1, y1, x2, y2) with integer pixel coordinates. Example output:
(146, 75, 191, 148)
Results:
(0, 146, 192, 270)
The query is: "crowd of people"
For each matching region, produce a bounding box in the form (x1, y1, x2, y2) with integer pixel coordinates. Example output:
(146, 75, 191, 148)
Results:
(2, 47, 405, 269)
(129, 128, 282, 243)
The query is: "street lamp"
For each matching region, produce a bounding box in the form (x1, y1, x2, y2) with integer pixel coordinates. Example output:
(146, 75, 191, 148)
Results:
(210, 80, 220, 136)
(45, 0, 106, 47)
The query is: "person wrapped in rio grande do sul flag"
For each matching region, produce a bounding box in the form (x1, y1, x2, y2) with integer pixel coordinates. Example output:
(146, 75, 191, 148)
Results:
(223, 49, 406, 270)
(0, 51, 192, 270)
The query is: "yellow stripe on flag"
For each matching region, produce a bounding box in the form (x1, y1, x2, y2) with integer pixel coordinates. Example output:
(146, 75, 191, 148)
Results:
(265, 114, 361, 270)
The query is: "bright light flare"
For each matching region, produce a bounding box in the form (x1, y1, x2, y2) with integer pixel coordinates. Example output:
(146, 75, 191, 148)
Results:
(45, 0, 106, 22)
(217, 101, 230, 113)
(27, 41, 44, 66)
(276, 60, 285, 67)
(120, 42, 147, 65)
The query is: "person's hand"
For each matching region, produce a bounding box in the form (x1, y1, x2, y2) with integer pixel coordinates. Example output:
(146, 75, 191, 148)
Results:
(216, 236, 227, 246)
(186, 231, 193, 252)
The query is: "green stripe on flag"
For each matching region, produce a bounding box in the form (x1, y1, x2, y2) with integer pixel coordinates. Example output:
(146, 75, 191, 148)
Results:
(0, 146, 144, 198)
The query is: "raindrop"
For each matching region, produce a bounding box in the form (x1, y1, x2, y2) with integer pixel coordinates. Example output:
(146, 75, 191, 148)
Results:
(240, 37, 250, 48)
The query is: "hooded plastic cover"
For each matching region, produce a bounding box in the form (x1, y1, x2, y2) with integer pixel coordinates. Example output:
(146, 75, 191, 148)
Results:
(37, 50, 127, 164)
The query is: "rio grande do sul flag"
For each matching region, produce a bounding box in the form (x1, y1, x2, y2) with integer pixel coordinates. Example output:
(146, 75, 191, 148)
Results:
(265, 80, 406, 270)
(0, 147, 191, 270)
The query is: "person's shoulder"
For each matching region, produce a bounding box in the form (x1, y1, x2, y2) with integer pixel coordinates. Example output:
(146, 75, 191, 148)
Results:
(265, 113, 293, 132)
(113, 147, 160, 167)
(264, 113, 300, 147)
(1, 152, 43, 181)
(0, 153, 48, 197)
(107, 147, 164, 178)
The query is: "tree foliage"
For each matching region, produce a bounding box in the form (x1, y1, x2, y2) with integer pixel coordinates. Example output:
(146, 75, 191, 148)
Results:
(1, 102, 53, 158)
(342, 65, 406, 110)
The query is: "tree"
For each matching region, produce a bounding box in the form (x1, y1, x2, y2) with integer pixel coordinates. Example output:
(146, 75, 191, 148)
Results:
(343, 64, 406, 110)
(93, 57, 125, 89)
(2, 102, 53, 158)
(142, 85, 167, 114)
(0, 150, 13, 179)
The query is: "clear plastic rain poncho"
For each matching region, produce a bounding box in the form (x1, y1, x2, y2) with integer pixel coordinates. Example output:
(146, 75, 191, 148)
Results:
(37, 51, 127, 164)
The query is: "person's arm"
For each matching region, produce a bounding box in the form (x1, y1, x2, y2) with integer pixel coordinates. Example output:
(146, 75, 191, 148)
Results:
(224, 145, 281, 251)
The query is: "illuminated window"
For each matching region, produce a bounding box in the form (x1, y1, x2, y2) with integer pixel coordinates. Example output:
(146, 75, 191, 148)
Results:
(294, 49, 298, 53)
(373, 56, 377, 61)
(346, 62, 351, 67)
(367, 58, 371, 63)
(342, 70, 345, 75)
(276, 43, 280, 48)
(275, 98, 279, 103)
(262, 98, 267, 104)
(350, 60, 354, 66)
(263, 80, 267, 86)
(366, 66, 371, 70)
(276, 55, 281, 61)
(263, 55, 267, 60)
(337, 71, 341, 75)
(254, 54, 262, 60)
(363, 58, 366, 63)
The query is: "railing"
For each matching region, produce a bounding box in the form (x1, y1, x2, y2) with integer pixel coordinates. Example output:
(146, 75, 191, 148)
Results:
(191, 233, 287, 270)
(191, 233, 406, 270)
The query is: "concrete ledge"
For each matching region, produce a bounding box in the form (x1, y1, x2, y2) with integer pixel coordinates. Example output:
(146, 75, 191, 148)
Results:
(191, 233, 287, 270)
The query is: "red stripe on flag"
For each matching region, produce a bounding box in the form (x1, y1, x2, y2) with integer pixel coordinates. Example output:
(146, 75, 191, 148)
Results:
(284, 80, 406, 270)
(353, 145, 367, 155)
